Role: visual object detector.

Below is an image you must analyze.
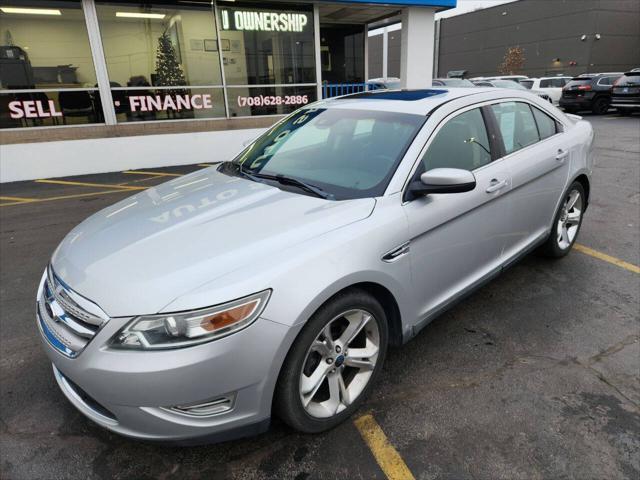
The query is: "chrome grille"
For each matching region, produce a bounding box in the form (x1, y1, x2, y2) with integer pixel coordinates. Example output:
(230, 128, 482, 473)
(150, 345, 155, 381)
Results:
(37, 267, 109, 358)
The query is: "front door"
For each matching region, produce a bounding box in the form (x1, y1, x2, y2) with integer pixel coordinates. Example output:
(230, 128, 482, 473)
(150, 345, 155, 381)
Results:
(403, 106, 511, 326)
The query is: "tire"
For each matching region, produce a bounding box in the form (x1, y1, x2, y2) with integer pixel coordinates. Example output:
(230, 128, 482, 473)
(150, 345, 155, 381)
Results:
(274, 289, 388, 433)
(591, 96, 609, 115)
(540, 181, 586, 258)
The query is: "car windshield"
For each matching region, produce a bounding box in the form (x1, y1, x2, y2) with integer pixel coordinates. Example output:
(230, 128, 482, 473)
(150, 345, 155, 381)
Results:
(492, 80, 527, 90)
(230, 108, 425, 200)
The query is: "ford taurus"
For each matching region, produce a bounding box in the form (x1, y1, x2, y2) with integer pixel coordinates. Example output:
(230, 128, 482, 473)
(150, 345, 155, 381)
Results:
(37, 88, 594, 443)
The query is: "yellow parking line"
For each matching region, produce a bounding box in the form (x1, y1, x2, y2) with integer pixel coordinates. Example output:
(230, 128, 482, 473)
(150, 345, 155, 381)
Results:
(0, 189, 137, 207)
(0, 195, 38, 203)
(123, 170, 182, 177)
(198, 163, 213, 167)
(574, 243, 640, 274)
(35, 179, 146, 191)
(354, 414, 415, 480)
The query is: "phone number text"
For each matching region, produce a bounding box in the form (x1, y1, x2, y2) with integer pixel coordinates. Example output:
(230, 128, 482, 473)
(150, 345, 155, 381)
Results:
(237, 94, 309, 108)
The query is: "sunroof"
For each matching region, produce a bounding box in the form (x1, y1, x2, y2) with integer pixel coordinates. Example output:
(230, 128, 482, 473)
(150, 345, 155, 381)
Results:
(337, 89, 448, 101)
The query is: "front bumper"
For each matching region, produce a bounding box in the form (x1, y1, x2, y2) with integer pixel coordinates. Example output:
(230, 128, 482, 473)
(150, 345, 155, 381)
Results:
(38, 277, 300, 443)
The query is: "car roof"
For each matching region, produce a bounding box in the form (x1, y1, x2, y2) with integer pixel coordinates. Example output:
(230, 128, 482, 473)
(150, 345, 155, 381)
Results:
(315, 87, 535, 116)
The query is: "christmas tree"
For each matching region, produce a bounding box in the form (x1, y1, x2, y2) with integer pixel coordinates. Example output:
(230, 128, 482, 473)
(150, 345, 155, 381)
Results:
(498, 46, 526, 75)
(155, 33, 186, 86)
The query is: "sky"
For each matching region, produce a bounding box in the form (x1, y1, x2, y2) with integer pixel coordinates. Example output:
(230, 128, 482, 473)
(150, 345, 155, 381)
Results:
(435, 0, 518, 19)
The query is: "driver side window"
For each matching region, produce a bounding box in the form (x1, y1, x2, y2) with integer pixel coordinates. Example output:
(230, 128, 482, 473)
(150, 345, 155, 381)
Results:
(419, 108, 492, 172)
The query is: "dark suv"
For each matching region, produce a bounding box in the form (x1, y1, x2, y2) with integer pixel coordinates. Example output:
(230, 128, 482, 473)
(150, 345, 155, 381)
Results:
(611, 69, 640, 115)
(560, 73, 623, 114)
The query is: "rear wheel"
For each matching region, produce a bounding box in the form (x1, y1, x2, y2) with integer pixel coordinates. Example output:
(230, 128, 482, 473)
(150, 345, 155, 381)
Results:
(274, 290, 388, 433)
(592, 97, 610, 115)
(540, 181, 585, 257)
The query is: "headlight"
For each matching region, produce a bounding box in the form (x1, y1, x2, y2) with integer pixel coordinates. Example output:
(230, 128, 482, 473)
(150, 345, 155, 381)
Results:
(111, 290, 271, 350)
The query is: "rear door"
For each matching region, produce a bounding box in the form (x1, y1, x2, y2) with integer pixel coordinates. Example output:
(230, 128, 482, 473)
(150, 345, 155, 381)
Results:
(487, 101, 571, 261)
(403, 106, 510, 323)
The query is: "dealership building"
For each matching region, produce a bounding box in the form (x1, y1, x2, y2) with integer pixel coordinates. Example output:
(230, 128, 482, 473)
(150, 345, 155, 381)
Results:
(0, 0, 453, 182)
(367, 0, 640, 80)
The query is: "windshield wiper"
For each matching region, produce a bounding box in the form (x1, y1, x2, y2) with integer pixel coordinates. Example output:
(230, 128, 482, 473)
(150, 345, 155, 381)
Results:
(256, 172, 334, 200)
(221, 162, 333, 200)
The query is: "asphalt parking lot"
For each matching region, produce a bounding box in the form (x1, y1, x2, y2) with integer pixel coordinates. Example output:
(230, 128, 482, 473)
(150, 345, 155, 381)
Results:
(1, 114, 639, 480)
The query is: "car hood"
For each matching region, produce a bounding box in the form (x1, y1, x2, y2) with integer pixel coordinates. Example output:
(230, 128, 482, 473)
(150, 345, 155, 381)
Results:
(51, 168, 376, 317)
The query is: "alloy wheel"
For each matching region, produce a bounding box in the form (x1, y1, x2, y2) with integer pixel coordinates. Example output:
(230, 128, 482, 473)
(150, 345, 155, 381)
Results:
(557, 189, 583, 250)
(299, 309, 380, 418)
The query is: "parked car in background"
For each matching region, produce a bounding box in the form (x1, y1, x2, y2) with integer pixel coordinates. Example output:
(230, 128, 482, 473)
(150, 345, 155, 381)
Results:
(520, 76, 572, 105)
(367, 77, 402, 90)
(611, 70, 640, 115)
(472, 79, 553, 103)
(559, 73, 623, 114)
(471, 75, 529, 84)
(432, 78, 476, 87)
(37, 87, 594, 443)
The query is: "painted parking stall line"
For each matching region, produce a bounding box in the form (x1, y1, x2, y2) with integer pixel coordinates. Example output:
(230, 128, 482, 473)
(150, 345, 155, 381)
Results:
(123, 170, 183, 177)
(0, 196, 38, 203)
(354, 414, 416, 480)
(35, 179, 147, 191)
(574, 243, 640, 274)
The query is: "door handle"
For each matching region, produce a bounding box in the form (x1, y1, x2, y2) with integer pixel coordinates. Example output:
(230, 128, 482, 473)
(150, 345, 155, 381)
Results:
(556, 149, 569, 162)
(486, 179, 508, 193)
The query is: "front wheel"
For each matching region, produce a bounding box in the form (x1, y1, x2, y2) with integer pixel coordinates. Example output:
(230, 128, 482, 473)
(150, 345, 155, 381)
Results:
(274, 290, 388, 433)
(540, 181, 585, 257)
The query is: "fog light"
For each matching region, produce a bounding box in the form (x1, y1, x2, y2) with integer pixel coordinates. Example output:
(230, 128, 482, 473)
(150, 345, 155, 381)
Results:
(164, 394, 235, 417)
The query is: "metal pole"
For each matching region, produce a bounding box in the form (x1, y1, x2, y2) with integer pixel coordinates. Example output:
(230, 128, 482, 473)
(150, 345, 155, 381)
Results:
(213, 1, 230, 118)
(82, 0, 116, 125)
(364, 24, 369, 84)
(313, 4, 323, 101)
(382, 26, 389, 79)
(434, 18, 440, 78)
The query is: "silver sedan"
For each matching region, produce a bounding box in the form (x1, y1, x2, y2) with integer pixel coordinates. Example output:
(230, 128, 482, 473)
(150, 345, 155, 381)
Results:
(37, 87, 594, 443)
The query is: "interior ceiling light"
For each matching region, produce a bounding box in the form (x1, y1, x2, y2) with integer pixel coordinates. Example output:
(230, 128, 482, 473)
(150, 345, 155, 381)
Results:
(116, 12, 166, 19)
(0, 7, 61, 15)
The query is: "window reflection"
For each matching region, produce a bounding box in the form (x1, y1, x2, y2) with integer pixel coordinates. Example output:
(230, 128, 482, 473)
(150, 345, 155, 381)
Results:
(96, 1, 223, 88)
(217, 4, 315, 86)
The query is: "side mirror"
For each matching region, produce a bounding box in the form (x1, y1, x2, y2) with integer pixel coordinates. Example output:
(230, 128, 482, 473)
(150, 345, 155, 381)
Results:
(409, 168, 476, 197)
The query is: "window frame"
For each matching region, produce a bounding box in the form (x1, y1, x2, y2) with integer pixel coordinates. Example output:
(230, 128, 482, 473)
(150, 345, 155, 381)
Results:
(484, 100, 564, 158)
(399, 97, 568, 203)
(400, 103, 496, 203)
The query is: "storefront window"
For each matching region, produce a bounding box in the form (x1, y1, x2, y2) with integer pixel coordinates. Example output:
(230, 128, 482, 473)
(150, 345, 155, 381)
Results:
(217, 4, 316, 86)
(96, 1, 224, 122)
(0, 0, 102, 128)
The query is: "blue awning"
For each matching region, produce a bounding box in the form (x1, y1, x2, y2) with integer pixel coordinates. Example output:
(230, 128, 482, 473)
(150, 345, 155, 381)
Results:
(324, 0, 456, 8)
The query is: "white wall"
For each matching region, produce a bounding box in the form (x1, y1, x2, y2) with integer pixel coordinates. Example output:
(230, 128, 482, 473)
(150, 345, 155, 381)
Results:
(0, 128, 266, 183)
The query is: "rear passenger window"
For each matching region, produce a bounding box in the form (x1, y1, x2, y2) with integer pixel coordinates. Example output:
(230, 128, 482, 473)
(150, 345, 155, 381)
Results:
(491, 102, 539, 155)
(420, 108, 492, 172)
(531, 106, 558, 139)
(540, 79, 552, 88)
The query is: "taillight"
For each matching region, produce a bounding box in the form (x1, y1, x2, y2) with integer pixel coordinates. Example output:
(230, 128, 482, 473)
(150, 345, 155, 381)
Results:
(577, 85, 592, 91)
